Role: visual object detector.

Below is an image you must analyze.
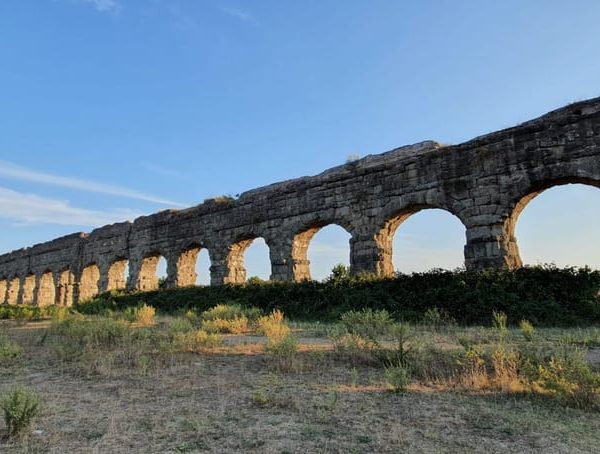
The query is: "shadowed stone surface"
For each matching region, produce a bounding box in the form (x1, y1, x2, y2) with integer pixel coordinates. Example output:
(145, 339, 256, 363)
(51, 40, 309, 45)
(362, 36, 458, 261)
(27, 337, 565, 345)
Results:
(1, 97, 599, 304)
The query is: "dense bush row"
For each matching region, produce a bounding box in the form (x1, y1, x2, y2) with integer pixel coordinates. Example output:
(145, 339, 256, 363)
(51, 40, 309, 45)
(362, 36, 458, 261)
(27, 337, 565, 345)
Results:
(0, 305, 68, 321)
(75, 266, 600, 326)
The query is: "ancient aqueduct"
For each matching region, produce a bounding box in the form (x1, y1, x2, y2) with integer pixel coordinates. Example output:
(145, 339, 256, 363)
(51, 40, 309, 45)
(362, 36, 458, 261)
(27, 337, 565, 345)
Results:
(0, 97, 599, 306)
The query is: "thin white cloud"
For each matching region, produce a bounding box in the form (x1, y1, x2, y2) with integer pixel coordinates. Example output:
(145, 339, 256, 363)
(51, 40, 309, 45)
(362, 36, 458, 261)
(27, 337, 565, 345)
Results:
(0, 160, 186, 207)
(144, 162, 182, 178)
(0, 187, 141, 227)
(220, 6, 258, 25)
(78, 0, 122, 14)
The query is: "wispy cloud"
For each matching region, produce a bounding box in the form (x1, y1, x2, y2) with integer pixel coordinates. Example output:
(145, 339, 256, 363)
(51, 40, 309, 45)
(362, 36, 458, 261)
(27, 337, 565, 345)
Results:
(144, 163, 182, 178)
(219, 6, 258, 25)
(0, 187, 141, 227)
(78, 0, 122, 14)
(0, 160, 186, 207)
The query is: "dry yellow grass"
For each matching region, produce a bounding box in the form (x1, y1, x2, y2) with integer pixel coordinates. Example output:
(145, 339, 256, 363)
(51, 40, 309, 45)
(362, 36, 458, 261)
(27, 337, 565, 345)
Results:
(0, 318, 599, 453)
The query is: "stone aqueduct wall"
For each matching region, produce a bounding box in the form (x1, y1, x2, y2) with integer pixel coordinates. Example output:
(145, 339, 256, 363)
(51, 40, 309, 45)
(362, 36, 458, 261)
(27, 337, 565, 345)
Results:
(1, 97, 599, 306)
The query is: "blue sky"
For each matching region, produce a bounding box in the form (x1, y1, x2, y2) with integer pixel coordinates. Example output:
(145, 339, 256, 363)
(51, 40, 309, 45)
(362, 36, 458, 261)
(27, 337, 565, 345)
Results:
(0, 0, 599, 282)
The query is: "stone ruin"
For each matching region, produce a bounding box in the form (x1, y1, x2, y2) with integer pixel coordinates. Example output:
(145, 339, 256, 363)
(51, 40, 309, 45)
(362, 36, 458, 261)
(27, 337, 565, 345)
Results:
(0, 97, 599, 305)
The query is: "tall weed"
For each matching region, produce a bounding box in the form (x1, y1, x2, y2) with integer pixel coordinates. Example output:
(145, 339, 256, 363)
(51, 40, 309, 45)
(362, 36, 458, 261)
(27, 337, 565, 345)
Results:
(1, 387, 40, 437)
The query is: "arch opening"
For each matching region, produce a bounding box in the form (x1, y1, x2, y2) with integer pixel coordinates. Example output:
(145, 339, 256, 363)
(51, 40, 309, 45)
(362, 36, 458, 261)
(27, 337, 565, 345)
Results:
(22, 274, 36, 305)
(37, 271, 56, 306)
(243, 238, 271, 282)
(79, 264, 100, 302)
(386, 208, 466, 274)
(173, 245, 211, 287)
(226, 237, 271, 284)
(107, 258, 129, 291)
(138, 254, 168, 291)
(302, 224, 351, 281)
(195, 249, 211, 286)
(57, 268, 75, 306)
(513, 182, 600, 268)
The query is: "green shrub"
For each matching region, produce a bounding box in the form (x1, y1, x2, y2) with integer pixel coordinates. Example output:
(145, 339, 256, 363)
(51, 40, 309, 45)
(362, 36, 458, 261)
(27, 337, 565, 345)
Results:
(491, 346, 520, 391)
(0, 335, 22, 364)
(531, 347, 600, 410)
(459, 345, 488, 389)
(0, 305, 75, 321)
(202, 316, 248, 334)
(375, 322, 417, 367)
(168, 318, 194, 335)
(202, 303, 261, 323)
(74, 292, 118, 316)
(135, 304, 156, 326)
(257, 310, 291, 342)
(340, 308, 394, 341)
(330, 331, 378, 366)
(519, 319, 536, 341)
(492, 310, 508, 337)
(158, 277, 168, 290)
(202, 303, 240, 321)
(1, 387, 40, 437)
(422, 307, 456, 331)
(199, 303, 260, 334)
(332, 311, 417, 368)
(121, 306, 138, 322)
(51, 316, 129, 350)
(410, 346, 463, 382)
(184, 309, 200, 326)
(264, 334, 298, 372)
(253, 309, 298, 372)
(247, 276, 264, 285)
(77, 266, 600, 327)
(326, 263, 351, 284)
(384, 364, 410, 393)
(43, 305, 70, 321)
(172, 329, 223, 352)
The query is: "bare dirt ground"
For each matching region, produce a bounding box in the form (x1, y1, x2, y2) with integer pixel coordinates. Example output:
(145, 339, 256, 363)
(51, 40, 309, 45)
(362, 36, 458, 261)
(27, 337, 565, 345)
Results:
(1, 320, 599, 453)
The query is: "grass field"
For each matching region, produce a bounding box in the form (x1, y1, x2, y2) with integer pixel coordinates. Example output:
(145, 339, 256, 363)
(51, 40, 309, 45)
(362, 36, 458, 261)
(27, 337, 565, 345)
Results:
(1, 306, 599, 453)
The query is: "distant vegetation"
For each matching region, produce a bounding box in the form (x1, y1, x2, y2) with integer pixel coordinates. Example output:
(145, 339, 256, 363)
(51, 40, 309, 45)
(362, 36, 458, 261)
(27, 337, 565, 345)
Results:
(73, 265, 600, 327)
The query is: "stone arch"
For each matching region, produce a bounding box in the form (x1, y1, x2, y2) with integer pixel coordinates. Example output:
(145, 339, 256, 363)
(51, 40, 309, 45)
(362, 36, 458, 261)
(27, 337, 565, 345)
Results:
(358, 204, 466, 277)
(175, 243, 212, 287)
(6, 276, 20, 305)
(21, 273, 36, 305)
(37, 271, 56, 306)
(224, 236, 272, 284)
(506, 177, 600, 267)
(107, 257, 128, 291)
(57, 267, 75, 306)
(292, 221, 353, 281)
(79, 263, 100, 302)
